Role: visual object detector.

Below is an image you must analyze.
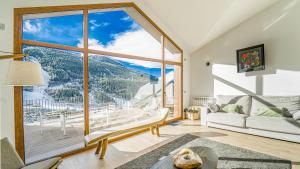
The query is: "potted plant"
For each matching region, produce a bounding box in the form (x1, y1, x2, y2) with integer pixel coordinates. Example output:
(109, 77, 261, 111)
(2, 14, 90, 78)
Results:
(185, 106, 200, 120)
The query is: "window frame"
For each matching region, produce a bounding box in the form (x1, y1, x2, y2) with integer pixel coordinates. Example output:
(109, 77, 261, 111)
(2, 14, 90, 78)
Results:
(14, 2, 183, 162)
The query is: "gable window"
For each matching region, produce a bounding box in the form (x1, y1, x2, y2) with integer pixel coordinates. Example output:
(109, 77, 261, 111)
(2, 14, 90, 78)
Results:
(87, 8, 162, 60)
(14, 3, 183, 163)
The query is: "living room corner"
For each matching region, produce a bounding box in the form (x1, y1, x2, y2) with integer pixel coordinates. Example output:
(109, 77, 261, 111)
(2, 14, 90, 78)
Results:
(1, 0, 300, 169)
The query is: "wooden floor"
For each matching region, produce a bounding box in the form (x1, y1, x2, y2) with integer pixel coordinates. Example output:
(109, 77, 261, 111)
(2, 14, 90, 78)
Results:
(59, 120, 300, 169)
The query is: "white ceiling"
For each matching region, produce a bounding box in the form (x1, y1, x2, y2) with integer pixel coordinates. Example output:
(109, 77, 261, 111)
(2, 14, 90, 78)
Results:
(138, 0, 278, 53)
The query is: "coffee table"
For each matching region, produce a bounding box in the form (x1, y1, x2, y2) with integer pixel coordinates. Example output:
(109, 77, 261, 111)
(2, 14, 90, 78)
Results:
(150, 146, 218, 169)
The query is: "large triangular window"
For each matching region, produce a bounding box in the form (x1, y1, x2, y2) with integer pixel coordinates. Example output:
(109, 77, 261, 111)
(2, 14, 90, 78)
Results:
(16, 3, 182, 164)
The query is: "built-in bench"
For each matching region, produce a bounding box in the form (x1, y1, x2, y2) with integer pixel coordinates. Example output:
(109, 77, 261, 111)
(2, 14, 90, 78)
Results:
(84, 108, 169, 159)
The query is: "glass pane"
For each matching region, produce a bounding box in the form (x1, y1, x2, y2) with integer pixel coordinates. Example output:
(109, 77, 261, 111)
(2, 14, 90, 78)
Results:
(87, 8, 162, 59)
(164, 38, 181, 62)
(22, 45, 84, 163)
(165, 65, 174, 106)
(88, 54, 162, 132)
(22, 11, 83, 47)
(165, 64, 182, 118)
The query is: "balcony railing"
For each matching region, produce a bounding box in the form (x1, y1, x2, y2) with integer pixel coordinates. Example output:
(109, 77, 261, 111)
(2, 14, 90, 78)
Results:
(23, 95, 162, 135)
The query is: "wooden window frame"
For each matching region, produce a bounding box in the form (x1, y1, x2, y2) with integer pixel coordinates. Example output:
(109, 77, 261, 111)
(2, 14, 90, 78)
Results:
(14, 2, 183, 162)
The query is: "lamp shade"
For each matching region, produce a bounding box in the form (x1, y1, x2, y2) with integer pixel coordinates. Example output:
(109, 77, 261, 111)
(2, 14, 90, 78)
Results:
(5, 61, 45, 86)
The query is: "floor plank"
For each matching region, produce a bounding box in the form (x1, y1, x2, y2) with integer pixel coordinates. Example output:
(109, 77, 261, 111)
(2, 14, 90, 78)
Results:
(59, 120, 300, 169)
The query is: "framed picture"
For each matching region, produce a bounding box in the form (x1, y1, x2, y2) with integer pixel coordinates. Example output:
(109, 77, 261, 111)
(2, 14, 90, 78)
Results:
(237, 44, 265, 73)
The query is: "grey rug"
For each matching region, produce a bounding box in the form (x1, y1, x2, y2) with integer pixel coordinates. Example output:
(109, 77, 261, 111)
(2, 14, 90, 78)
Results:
(116, 134, 291, 169)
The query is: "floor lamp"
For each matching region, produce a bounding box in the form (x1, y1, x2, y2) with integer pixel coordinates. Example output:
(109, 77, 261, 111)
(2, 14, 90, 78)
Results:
(0, 51, 44, 86)
(0, 51, 45, 165)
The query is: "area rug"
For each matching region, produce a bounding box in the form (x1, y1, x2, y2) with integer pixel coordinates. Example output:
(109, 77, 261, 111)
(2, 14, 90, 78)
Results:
(116, 134, 291, 169)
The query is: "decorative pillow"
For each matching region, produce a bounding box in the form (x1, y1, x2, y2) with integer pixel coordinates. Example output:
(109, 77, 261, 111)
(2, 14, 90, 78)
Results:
(221, 104, 241, 113)
(207, 103, 220, 113)
(293, 111, 300, 120)
(282, 108, 293, 117)
(257, 107, 283, 117)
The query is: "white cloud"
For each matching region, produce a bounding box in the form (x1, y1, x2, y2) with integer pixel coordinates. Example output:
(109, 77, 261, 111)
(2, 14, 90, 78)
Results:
(89, 19, 110, 30)
(102, 23, 110, 27)
(23, 20, 42, 33)
(129, 22, 141, 30)
(77, 38, 106, 50)
(78, 29, 166, 68)
(89, 19, 96, 23)
(120, 16, 141, 30)
(78, 29, 178, 67)
(121, 16, 132, 21)
(108, 30, 161, 57)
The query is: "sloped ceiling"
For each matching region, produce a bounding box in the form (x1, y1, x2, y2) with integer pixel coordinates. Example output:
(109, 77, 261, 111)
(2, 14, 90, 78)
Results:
(137, 0, 278, 53)
(1, 0, 278, 54)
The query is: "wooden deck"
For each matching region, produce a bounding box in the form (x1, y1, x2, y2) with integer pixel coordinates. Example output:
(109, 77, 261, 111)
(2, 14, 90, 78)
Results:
(24, 122, 84, 163)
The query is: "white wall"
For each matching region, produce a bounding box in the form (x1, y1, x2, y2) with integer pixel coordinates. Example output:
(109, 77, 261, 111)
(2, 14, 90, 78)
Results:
(190, 0, 300, 100)
(183, 52, 191, 107)
(0, 0, 190, 145)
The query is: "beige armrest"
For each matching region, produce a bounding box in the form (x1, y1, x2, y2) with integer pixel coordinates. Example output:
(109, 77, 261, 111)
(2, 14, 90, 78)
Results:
(200, 106, 209, 126)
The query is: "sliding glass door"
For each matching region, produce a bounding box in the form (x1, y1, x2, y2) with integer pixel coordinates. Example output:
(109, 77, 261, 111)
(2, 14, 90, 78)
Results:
(22, 46, 84, 163)
(21, 11, 85, 163)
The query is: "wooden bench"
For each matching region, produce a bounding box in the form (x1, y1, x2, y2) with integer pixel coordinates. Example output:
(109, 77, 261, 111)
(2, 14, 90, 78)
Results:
(84, 108, 169, 159)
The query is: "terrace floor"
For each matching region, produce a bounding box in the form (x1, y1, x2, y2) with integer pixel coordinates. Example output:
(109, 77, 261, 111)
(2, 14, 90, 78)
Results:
(24, 122, 84, 163)
(59, 120, 300, 169)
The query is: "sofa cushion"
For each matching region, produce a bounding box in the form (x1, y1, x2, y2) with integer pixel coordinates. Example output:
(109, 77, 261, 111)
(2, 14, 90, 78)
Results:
(207, 112, 247, 127)
(250, 96, 300, 117)
(293, 111, 300, 120)
(216, 95, 252, 115)
(256, 107, 283, 117)
(246, 116, 300, 135)
(208, 103, 220, 113)
(221, 104, 242, 113)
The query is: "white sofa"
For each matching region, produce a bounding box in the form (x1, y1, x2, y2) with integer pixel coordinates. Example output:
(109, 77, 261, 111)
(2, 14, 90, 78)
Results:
(201, 95, 300, 143)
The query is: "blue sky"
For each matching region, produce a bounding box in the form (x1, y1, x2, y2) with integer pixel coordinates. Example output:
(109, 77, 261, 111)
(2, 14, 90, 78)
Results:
(23, 10, 139, 47)
(23, 14, 83, 47)
(118, 60, 173, 78)
(23, 10, 172, 77)
(88, 10, 140, 45)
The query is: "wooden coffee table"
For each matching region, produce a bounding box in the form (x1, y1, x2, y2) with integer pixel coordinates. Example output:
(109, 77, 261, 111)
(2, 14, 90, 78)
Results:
(150, 146, 218, 169)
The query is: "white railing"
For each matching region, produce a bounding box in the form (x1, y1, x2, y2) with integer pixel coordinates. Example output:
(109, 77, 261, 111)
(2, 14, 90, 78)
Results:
(23, 81, 174, 135)
(23, 96, 159, 135)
